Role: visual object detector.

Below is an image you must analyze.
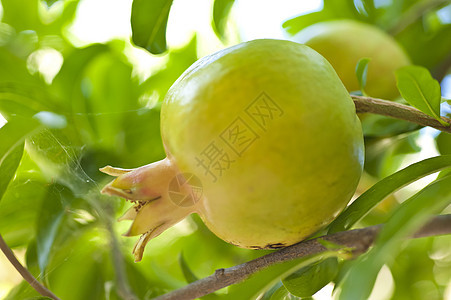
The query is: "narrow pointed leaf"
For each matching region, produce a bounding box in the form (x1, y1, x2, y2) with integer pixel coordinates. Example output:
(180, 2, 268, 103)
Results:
(0, 117, 40, 204)
(36, 184, 72, 273)
(338, 174, 451, 300)
(328, 155, 451, 234)
(355, 58, 371, 95)
(212, 0, 235, 41)
(396, 65, 448, 126)
(0, 143, 23, 203)
(178, 253, 199, 283)
(131, 0, 173, 54)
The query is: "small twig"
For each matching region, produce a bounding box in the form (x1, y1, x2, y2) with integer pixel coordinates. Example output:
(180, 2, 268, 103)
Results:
(154, 214, 451, 300)
(0, 234, 61, 300)
(352, 95, 451, 133)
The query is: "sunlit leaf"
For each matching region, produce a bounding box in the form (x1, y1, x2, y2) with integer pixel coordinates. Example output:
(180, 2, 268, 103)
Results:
(328, 155, 451, 233)
(282, 0, 359, 35)
(0, 144, 23, 203)
(0, 116, 40, 169)
(338, 174, 451, 299)
(212, 0, 235, 41)
(396, 65, 447, 126)
(131, 0, 173, 54)
(0, 176, 47, 247)
(36, 184, 73, 273)
(355, 57, 371, 95)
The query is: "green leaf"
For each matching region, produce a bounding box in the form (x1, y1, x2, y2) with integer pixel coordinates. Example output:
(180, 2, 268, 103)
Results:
(36, 184, 72, 273)
(355, 58, 371, 95)
(396, 65, 448, 126)
(178, 253, 199, 283)
(131, 0, 173, 54)
(395, 16, 451, 71)
(436, 132, 451, 155)
(1, 0, 42, 33)
(223, 251, 338, 299)
(338, 174, 451, 300)
(283, 257, 338, 298)
(0, 143, 23, 203)
(328, 155, 451, 234)
(211, 0, 235, 41)
(0, 116, 40, 169)
(0, 172, 47, 247)
(45, 228, 110, 300)
(178, 254, 221, 300)
(361, 114, 420, 137)
(4, 280, 41, 300)
(282, 0, 359, 35)
(270, 285, 294, 300)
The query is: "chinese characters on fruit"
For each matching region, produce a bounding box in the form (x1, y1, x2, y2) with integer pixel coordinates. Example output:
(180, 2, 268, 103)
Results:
(195, 92, 284, 182)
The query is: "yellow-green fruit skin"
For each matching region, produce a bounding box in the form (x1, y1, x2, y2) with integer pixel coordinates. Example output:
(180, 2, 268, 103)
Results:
(161, 39, 364, 249)
(294, 20, 410, 100)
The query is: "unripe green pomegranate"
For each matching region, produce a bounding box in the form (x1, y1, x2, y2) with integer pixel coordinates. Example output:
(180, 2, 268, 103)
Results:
(294, 20, 410, 99)
(101, 39, 364, 261)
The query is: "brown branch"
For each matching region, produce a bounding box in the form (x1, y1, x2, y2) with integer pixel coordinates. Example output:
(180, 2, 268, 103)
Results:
(352, 95, 451, 133)
(154, 214, 451, 300)
(0, 234, 61, 300)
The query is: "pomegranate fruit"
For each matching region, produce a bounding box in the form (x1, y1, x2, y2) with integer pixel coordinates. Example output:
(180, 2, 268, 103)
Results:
(101, 39, 364, 261)
(293, 20, 410, 99)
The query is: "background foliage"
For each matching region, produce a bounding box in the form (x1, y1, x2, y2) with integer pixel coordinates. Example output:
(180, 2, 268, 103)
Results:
(0, 0, 451, 299)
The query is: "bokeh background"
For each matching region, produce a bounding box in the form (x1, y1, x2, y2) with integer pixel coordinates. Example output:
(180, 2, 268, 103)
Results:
(1, 0, 451, 299)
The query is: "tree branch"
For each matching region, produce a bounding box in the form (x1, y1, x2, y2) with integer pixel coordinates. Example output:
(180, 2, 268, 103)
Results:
(0, 234, 61, 300)
(352, 95, 451, 133)
(154, 214, 451, 300)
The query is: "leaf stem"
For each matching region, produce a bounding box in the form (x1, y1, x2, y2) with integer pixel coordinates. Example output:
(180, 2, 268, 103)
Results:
(0, 234, 61, 300)
(352, 95, 451, 132)
(153, 214, 451, 300)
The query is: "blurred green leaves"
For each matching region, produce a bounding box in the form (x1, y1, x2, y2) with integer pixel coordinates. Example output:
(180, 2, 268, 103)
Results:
(131, 0, 173, 54)
(0, 0, 450, 299)
(328, 155, 451, 233)
(338, 174, 451, 299)
(140, 35, 197, 104)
